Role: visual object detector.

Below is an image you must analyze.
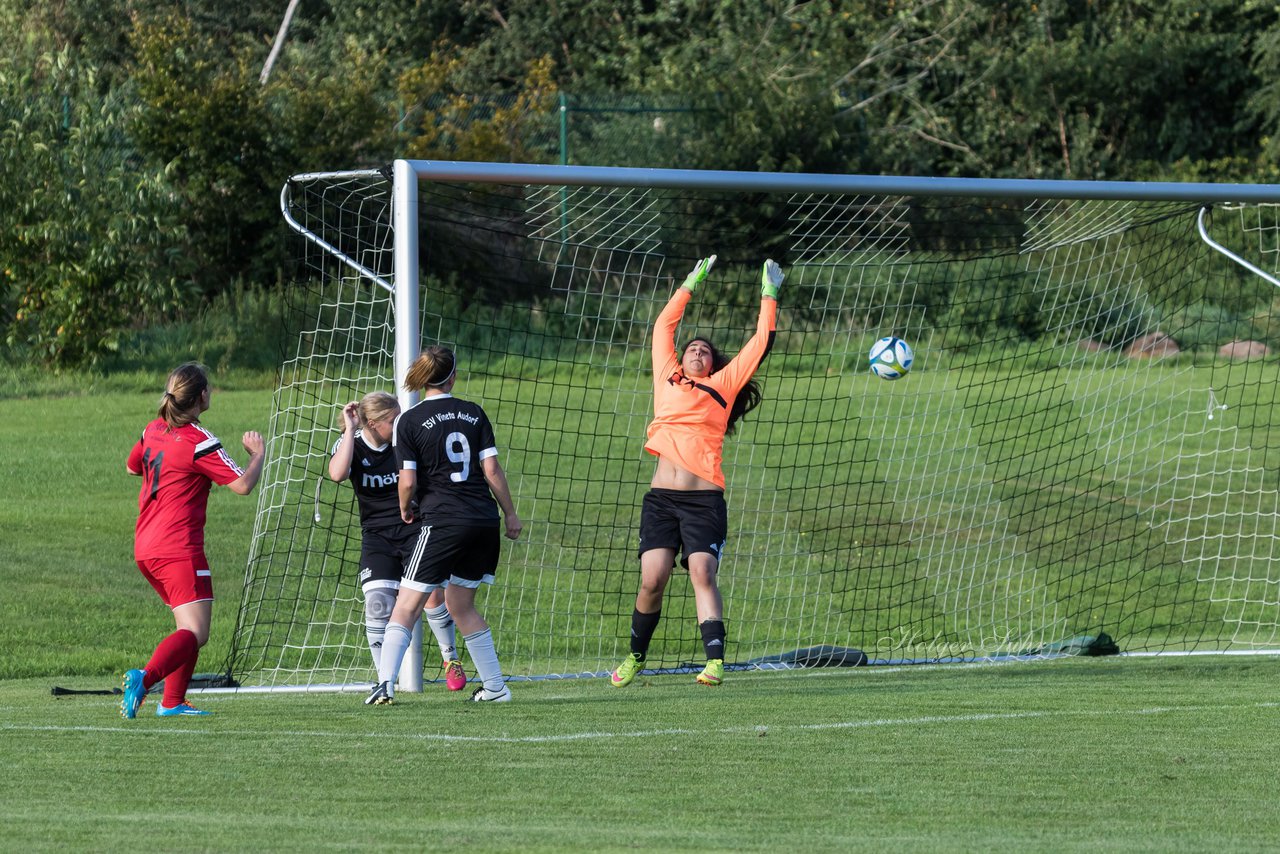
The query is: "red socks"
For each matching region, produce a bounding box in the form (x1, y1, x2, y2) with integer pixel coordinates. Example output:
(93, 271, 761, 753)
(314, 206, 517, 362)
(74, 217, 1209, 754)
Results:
(143, 629, 200, 707)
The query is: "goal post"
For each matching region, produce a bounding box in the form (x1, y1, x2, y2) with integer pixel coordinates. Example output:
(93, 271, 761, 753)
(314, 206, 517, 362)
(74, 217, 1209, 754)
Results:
(227, 160, 1280, 690)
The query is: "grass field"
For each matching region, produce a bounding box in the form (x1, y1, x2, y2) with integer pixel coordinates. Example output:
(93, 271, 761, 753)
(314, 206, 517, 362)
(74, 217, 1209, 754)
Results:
(4, 366, 1280, 678)
(230, 353, 1280, 684)
(3, 657, 1277, 851)
(2, 372, 1278, 849)
(0, 386, 271, 679)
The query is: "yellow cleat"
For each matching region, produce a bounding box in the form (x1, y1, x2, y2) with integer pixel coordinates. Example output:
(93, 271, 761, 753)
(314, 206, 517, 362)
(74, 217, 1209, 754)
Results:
(696, 659, 724, 686)
(610, 653, 645, 687)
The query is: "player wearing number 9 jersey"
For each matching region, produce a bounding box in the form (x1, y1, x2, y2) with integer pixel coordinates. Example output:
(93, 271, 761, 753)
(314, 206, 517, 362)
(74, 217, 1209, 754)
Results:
(364, 345, 523, 706)
(328, 392, 467, 691)
(120, 363, 265, 719)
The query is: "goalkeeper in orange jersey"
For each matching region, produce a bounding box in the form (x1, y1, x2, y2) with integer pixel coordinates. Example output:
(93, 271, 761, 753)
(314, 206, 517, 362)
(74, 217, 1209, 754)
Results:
(611, 255, 782, 688)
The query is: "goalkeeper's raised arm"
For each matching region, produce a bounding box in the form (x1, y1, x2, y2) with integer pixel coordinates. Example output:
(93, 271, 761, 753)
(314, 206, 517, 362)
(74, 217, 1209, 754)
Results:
(613, 257, 782, 690)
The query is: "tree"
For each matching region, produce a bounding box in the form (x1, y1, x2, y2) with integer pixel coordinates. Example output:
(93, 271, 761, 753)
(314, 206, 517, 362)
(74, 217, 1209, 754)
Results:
(607, 1, 980, 175)
(397, 46, 558, 162)
(127, 8, 396, 294)
(0, 47, 189, 366)
(943, 0, 1275, 180)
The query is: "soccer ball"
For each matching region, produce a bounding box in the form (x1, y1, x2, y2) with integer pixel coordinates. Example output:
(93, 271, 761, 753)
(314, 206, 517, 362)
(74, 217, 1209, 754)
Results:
(869, 336, 913, 380)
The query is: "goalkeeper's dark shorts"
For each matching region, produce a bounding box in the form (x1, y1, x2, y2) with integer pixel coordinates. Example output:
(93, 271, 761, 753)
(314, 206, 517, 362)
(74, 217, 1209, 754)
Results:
(401, 523, 500, 592)
(637, 488, 727, 568)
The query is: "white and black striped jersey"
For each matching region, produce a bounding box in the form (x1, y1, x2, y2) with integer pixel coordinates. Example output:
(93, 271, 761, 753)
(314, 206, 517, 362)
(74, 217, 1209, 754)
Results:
(393, 394, 500, 524)
(330, 429, 402, 530)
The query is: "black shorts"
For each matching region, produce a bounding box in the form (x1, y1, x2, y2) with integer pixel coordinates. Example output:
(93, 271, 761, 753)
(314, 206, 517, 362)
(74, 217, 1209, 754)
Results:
(401, 523, 501, 592)
(359, 526, 421, 592)
(637, 488, 728, 567)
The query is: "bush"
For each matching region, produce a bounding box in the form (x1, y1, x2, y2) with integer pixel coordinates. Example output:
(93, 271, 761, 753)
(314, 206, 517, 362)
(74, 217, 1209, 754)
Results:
(0, 50, 191, 367)
(1241, 296, 1280, 352)
(1163, 301, 1258, 352)
(928, 255, 1042, 349)
(105, 283, 290, 375)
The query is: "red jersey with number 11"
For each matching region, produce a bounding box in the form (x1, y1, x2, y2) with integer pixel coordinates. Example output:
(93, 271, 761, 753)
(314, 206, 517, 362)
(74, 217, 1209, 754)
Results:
(127, 419, 245, 560)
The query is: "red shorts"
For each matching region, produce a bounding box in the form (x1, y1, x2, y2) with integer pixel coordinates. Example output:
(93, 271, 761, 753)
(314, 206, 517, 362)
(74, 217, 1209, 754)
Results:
(136, 555, 214, 608)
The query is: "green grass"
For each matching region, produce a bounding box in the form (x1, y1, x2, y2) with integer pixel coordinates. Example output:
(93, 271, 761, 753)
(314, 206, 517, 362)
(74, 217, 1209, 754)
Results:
(0, 388, 272, 678)
(0, 365, 278, 400)
(6, 358, 1280, 681)
(3, 374, 1279, 849)
(2, 656, 1276, 851)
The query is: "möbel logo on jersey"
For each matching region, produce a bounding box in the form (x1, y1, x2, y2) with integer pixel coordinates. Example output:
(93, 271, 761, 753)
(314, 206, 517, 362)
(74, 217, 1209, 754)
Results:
(362, 471, 397, 489)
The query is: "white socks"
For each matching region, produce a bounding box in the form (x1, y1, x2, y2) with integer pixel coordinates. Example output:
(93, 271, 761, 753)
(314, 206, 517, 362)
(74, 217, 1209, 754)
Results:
(424, 602, 457, 661)
(463, 628, 504, 692)
(378, 622, 414, 691)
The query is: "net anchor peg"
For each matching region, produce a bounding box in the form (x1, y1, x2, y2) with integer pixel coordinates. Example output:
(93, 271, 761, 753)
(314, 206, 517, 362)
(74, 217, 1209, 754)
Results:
(1206, 388, 1228, 421)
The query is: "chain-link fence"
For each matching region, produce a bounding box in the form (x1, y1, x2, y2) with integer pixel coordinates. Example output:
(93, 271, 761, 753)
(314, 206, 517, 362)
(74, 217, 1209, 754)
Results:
(547, 94, 709, 168)
(401, 92, 708, 168)
(5, 89, 703, 173)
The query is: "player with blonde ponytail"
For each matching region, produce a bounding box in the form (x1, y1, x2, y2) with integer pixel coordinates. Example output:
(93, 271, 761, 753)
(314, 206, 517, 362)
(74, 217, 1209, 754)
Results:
(329, 391, 468, 691)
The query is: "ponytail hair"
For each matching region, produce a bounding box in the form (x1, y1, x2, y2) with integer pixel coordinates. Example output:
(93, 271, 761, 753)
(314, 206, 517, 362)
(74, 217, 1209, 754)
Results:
(727, 379, 762, 436)
(158, 362, 209, 429)
(685, 337, 764, 436)
(404, 345, 456, 392)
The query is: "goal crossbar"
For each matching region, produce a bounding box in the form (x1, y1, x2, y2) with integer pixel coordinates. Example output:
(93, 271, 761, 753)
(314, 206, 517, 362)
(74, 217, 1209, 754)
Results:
(402, 159, 1280, 202)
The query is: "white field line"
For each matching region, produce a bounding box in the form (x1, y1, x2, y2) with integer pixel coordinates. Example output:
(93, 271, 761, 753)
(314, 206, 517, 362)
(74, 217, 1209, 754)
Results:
(4, 701, 1275, 745)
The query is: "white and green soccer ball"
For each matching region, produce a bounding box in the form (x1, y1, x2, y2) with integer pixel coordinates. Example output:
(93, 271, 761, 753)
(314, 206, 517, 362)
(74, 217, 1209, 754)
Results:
(869, 336, 913, 380)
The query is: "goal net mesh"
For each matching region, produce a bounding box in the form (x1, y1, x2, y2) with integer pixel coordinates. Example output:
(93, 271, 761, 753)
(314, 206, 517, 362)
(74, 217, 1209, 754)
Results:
(226, 168, 1280, 687)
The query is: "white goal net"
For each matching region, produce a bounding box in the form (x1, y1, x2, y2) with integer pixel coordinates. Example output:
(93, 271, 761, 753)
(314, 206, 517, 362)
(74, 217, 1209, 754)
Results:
(225, 163, 1280, 689)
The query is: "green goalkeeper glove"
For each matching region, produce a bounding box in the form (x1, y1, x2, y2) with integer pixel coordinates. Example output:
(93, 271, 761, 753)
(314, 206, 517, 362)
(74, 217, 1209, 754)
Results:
(761, 259, 784, 299)
(681, 255, 717, 293)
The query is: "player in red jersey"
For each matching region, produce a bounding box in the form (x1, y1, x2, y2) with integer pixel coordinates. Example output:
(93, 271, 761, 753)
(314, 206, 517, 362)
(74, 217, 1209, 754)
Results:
(610, 256, 781, 688)
(119, 363, 265, 718)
